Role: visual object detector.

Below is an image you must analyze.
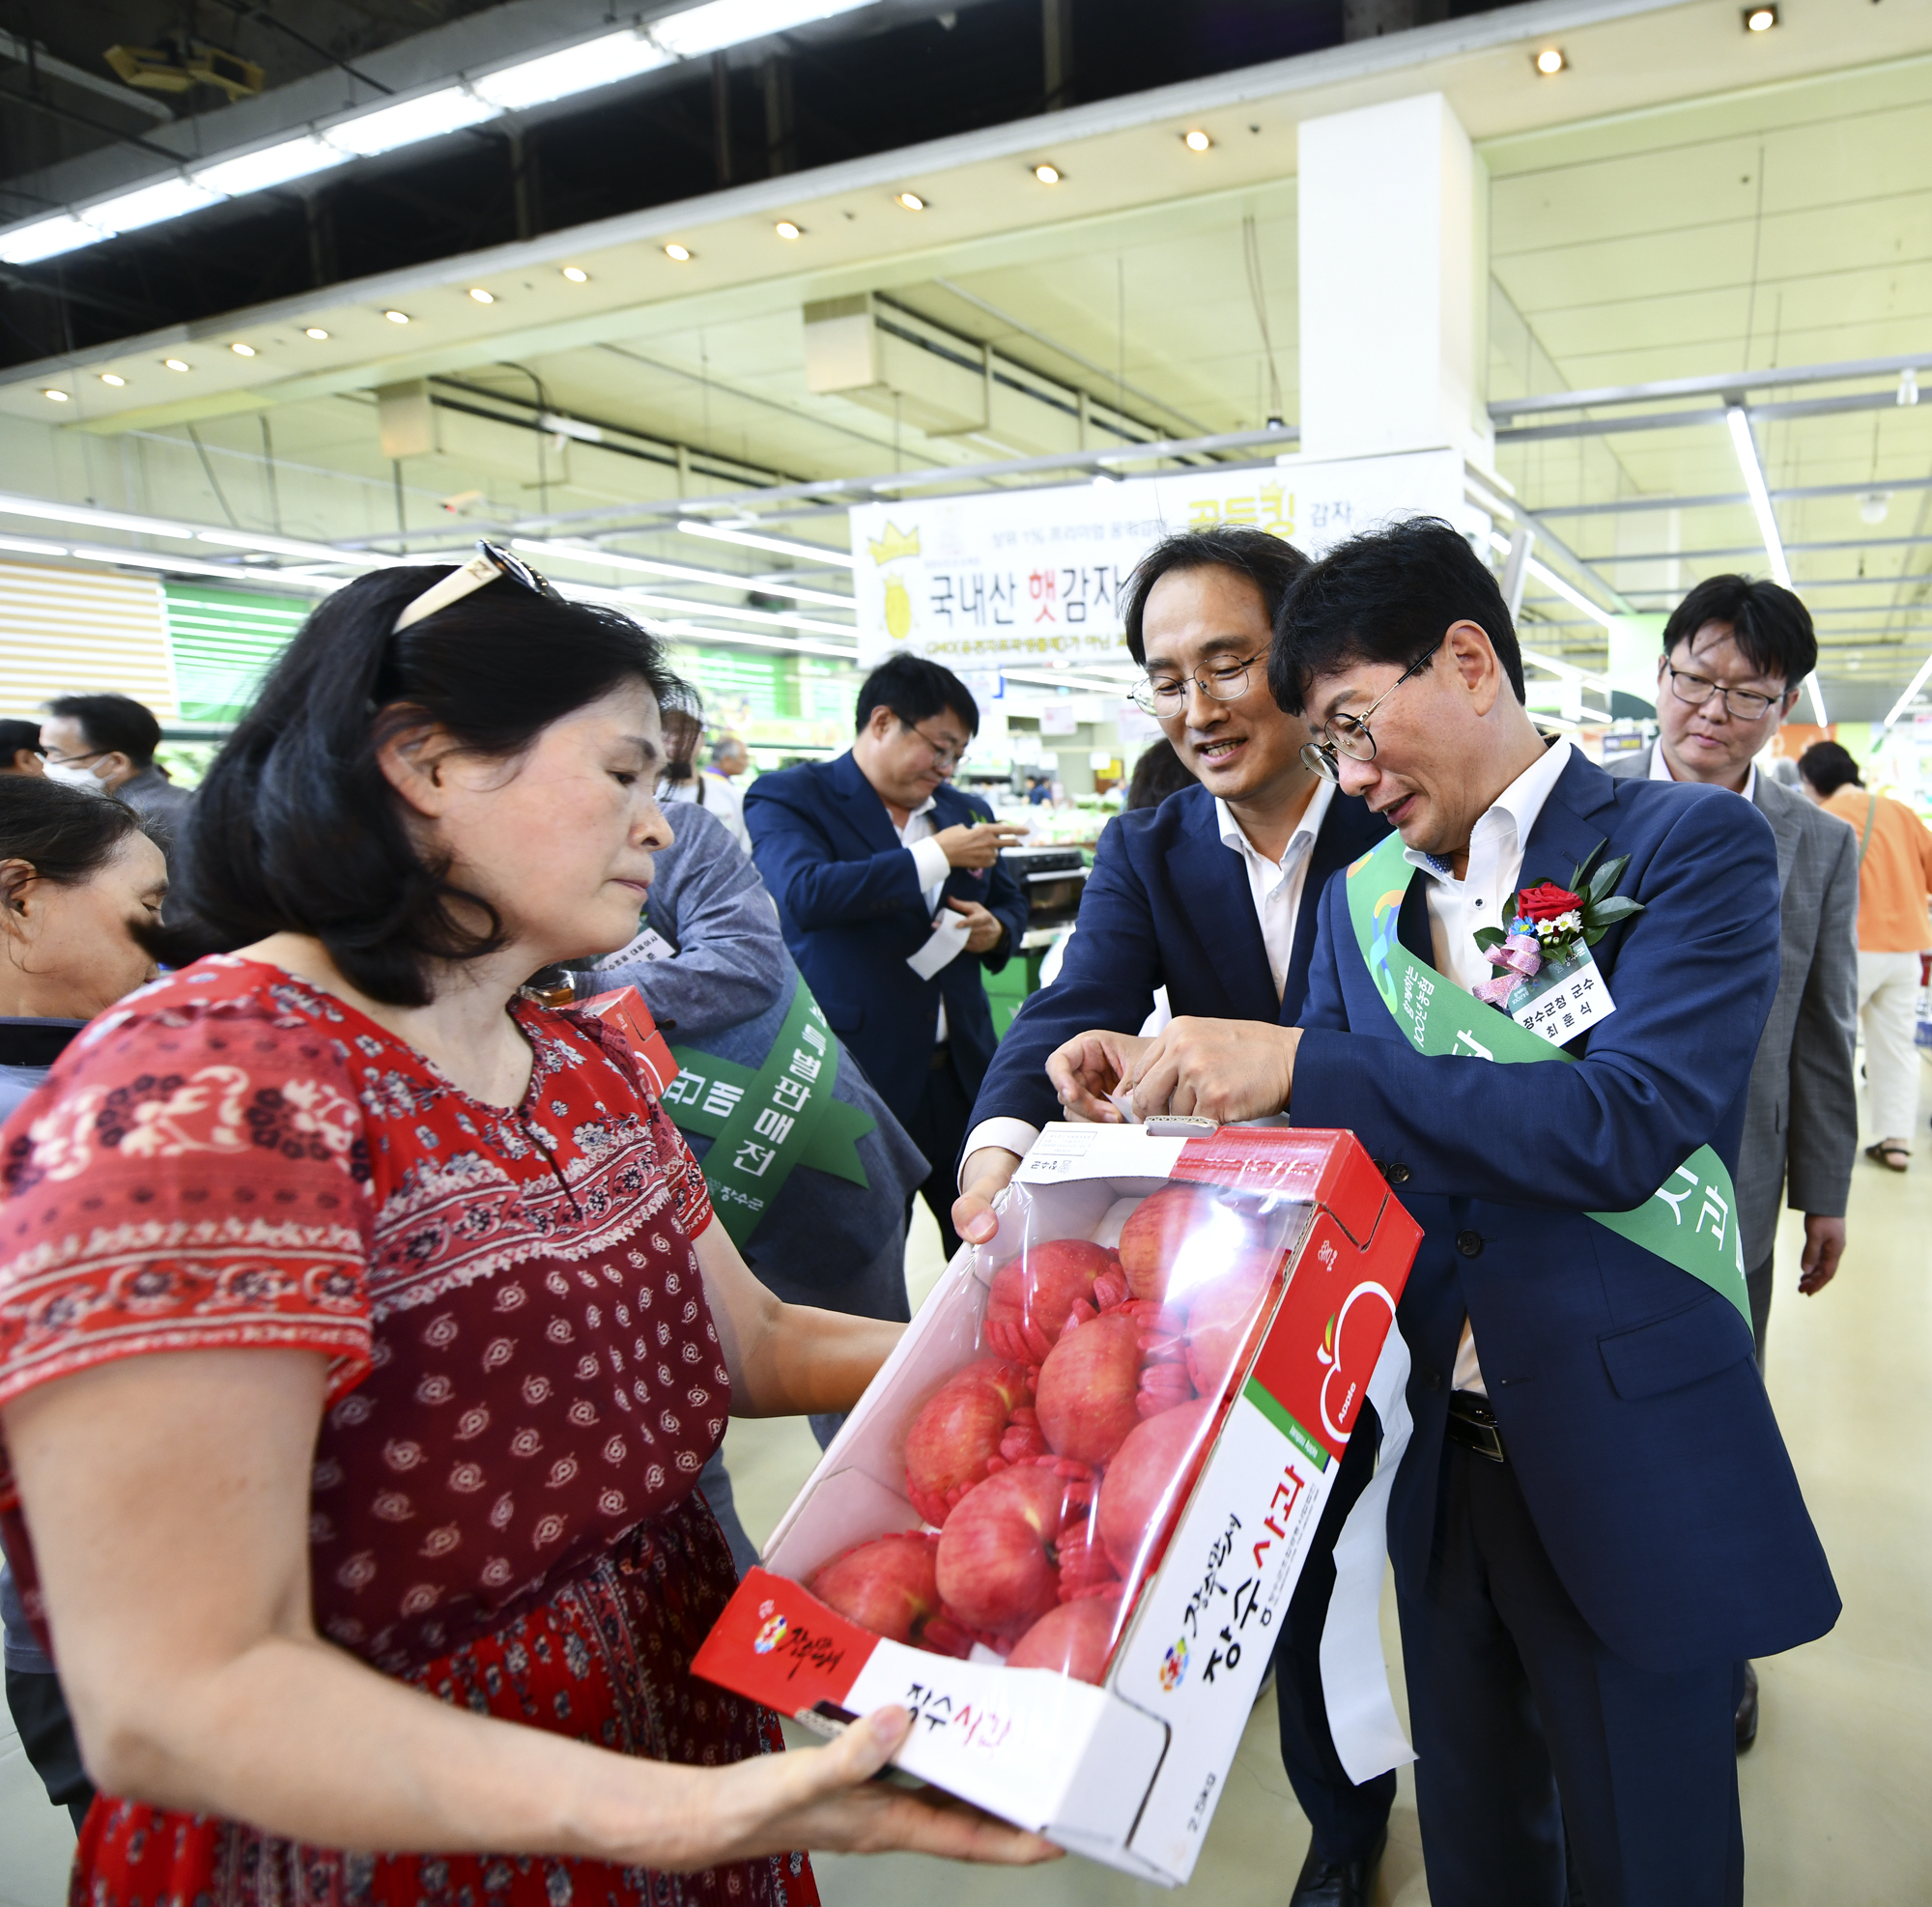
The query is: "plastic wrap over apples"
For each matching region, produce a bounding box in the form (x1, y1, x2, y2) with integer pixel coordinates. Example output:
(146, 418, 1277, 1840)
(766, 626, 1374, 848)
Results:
(803, 1178, 1306, 1688)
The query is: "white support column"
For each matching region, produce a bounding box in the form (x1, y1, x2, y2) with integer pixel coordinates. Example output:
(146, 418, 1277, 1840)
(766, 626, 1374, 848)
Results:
(1297, 93, 1492, 467)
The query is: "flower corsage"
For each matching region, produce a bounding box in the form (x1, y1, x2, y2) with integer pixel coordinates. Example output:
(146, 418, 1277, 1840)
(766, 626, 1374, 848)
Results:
(1471, 839, 1643, 1010)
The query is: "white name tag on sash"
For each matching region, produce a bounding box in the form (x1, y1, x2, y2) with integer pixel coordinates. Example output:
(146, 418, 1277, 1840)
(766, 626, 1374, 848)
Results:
(1507, 948, 1617, 1050)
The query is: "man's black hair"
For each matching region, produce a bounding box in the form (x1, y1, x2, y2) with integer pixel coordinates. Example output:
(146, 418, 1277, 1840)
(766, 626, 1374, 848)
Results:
(0, 719, 43, 759)
(1797, 740, 1861, 796)
(855, 653, 979, 736)
(1122, 526, 1310, 667)
(1269, 517, 1526, 712)
(44, 692, 162, 768)
(1662, 574, 1816, 688)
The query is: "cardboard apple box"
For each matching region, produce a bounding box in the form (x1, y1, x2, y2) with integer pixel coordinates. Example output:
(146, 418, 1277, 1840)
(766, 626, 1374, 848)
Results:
(693, 1122, 1420, 1886)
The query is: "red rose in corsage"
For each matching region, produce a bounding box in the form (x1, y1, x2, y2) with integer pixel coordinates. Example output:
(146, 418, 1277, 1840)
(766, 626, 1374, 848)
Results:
(1471, 841, 1643, 1010)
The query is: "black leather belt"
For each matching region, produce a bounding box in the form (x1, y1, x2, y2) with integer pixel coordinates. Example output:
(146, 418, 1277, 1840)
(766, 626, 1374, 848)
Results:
(1445, 1391, 1507, 1464)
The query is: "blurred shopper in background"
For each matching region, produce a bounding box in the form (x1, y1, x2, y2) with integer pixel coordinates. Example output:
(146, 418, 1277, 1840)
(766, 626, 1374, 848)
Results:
(1122, 736, 1197, 812)
(0, 720, 44, 777)
(567, 798, 929, 1574)
(709, 733, 750, 783)
(0, 775, 165, 1835)
(1799, 739, 1932, 1171)
(747, 655, 1028, 1262)
(660, 698, 751, 850)
(39, 693, 192, 868)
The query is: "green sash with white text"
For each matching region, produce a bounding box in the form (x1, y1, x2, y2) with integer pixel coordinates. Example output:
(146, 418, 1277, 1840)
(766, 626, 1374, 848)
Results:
(1345, 832, 1751, 1327)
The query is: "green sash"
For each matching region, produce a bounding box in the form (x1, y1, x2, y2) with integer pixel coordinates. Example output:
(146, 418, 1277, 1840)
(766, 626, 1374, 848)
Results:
(658, 979, 875, 1247)
(1344, 832, 1751, 1326)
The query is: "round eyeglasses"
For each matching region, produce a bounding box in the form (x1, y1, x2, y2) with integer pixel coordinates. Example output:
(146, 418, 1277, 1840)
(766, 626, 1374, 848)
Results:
(1662, 665, 1784, 723)
(1131, 653, 1264, 717)
(1300, 636, 1444, 783)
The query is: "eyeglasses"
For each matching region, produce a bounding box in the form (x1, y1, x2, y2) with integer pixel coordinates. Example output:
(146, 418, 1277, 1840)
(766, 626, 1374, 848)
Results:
(1300, 636, 1444, 783)
(1132, 652, 1264, 717)
(1662, 664, 1786, 723)
(42, 746, 105, 766)
(393, 538, 563, 633)
(905, 719, 969, 771)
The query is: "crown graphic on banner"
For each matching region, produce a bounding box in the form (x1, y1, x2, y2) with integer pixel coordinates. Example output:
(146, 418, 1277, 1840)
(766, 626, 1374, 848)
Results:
(867, 523, 921, 564)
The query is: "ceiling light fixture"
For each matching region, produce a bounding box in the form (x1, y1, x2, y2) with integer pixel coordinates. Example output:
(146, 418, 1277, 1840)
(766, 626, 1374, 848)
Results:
(1034, 163, 1062, 184)
(513, 536, 855, 607)
(231, 342, 256, 356)
(650, 0, 873, 60)
(664, 242, 693, 261)
(0, 493, 199, 538)
(384, 309, 411, 324)
(469, 287, 496, 303)
(194, 134, 348, 196)
(1744, 4, 1776, 28)
(305, 327, 329, 339)
(676, 518, 857, 568)
(1723, 403, 1826, 722)
(561, 266, 589, 282)
(0, 534, 71, 557)
(1535, 46, 1565, 73)
(89, 176, 222, 233)
(1182, 128, 1211, 151)
(895, 191, 925, 211)
(43, 388, 69, 403)
(0, 214, 105, 265)
(774, 219, 803, 239)
(1882, 647, 1932, 729)
(164, 357, 190, 371)
(100, 372, 126, 386)
(470, 28, 667, 109)
(325, 87, 495, 158)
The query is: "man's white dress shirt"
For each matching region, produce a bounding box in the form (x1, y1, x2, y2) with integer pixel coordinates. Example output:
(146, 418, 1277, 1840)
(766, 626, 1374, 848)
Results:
(895, 793, 957, 1045)
(1649, 741, 1755, 803)
(961, 779, 1335, 1170)
(1405, 736, 1576, 1396)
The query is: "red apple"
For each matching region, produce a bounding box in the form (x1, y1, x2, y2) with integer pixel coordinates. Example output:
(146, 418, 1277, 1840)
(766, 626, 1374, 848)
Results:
(902, 1357, 1033, 1527)
(1182, 1253, 1282, 1398)
(935, 1466, 1074, 1634)
(1119, 1184, 1270, 1308)
(985, 1238, 1118, 1363)
(1097, 1399, 1215, 1580)
(1006, 1590, 1124, 1686)
(1035, 1310, 1145, 1465)
(808, 1532, 943, 1644)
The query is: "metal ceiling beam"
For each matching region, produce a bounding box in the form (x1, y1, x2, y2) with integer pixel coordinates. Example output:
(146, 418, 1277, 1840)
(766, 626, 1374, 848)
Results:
(1599, 535, 1932, 563)
(1529, 474, 1932, 520)
(1490, 351, 1932, 421)
(1496, 386, 1918, 445)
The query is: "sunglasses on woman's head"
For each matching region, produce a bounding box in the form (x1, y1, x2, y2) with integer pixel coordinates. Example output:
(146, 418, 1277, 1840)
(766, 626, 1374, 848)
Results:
(392, 539, 564, 633)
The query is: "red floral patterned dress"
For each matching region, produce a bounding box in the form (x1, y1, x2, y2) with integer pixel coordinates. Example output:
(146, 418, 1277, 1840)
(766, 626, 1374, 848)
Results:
(0, 956, 817, 1907)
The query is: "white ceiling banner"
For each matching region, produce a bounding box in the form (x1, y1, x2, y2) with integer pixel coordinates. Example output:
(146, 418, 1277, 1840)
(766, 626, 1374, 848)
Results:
(850, 448, 1481, 673)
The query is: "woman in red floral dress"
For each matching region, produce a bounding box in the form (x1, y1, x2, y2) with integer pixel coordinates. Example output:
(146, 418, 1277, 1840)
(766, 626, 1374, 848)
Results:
(0, 552, 1053, 1907)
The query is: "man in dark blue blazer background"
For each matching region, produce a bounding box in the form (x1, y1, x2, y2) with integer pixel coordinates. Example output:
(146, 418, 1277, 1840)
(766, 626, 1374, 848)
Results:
(955, 526, 1394, 1907)
(1074, 521, 1838, 1906)
(744, 655, 1028, 1258)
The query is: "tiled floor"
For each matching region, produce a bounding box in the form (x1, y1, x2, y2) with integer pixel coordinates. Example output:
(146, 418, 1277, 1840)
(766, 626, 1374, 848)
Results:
(5, 1067, 1928, 1902)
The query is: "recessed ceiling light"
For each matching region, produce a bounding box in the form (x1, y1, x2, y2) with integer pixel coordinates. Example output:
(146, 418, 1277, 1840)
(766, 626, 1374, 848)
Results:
(561, 266, 588, 282)
(305, 327, 329, 339)
(469, 286, 495, 303)
(774, 220, 803, 240)
(43, 387, 69, 402)
(1535, 46, 1565, 72)
(895, 191, 925, 212)
(384, 309, 410, 324)
(1745, 3, 1776, 26)
(1034, 163, 1062, 185)
(1182, 129, 1211, 152)
(100, 372, 126, 386)
(164, 357, 190, 371)
(664, 242, 692, 261)
(231, 341, 256, 356)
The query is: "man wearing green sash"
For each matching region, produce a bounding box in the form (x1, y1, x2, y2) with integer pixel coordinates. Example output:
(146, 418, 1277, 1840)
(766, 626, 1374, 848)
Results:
(1079, 521, 1838, 1907)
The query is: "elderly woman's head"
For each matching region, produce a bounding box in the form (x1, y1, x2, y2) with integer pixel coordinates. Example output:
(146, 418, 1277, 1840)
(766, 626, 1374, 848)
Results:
(0, 778, 164, 1017)
(179, 562, 685, 1007)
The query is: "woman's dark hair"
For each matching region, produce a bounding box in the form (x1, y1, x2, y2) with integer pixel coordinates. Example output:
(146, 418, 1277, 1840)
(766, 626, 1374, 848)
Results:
(660, 694, 703, 787)
(1798, 740, 1861, 796)
(1270, 518, 1526, 713)
(1662, 574, 1816, 687)
(1122, 526, 1309, 667)
(1124, 738, 1197, 811)
(0, 776, 146, 884)
(175, 565, 684, 1007)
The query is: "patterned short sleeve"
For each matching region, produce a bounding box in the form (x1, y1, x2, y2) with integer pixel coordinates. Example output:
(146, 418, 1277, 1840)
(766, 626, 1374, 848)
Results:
(0, 987, 378, 1445)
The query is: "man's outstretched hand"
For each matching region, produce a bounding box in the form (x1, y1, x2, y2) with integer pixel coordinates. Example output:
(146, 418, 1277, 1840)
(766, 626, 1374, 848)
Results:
(952, 1147, 1022, 1247)
(1044, 1029, 1151, 1124)
(1124, 1019, 1301, 1125)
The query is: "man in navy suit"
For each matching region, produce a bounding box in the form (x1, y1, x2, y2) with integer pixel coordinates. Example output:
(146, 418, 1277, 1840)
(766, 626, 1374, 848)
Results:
(954, 526, 1394, 1907)
(744, 655, 1029, 1259)
(1070, 520, 1838, 1905)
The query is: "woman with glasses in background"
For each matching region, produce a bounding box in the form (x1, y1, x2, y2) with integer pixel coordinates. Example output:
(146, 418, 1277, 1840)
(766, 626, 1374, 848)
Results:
(0, 551, 1053, 1907)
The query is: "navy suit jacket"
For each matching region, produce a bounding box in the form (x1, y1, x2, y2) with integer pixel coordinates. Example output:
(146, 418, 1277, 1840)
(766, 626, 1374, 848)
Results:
(1293, 748, 1839, 1672)
(744, 752, 1029, 1130)
(971, 782, 1388, 1136)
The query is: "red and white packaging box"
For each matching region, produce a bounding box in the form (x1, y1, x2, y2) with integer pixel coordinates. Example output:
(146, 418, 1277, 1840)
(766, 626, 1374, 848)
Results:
(693, 1122, 1421, 1886)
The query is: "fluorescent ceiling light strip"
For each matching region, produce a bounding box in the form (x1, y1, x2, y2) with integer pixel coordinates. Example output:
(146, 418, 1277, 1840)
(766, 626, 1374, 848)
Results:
(193, 135, 349, 196)
(0, 492, 200, 539)
(517, 537, 853, 607)
(1723, 406, 1827, 721)
(656, 618, 858, 660)
(1523, 557, 1617, 629)
(1518, 646, 1614, 695)
(197, 529, 396, 566)
(472, 30, 668, 109)
(649, 0, 875, 59)
(677, 520, 856, 568)
(1882, 649, 1932, 729)
(0, 534, 71, 557)
(0, 213, 105, 264)
(63, 542, 336, 588)
(90, 176, 222, 233)
(632, 593, 855, 636)
(1001, 669, 1141, 697)
(324, 87, 496, 157)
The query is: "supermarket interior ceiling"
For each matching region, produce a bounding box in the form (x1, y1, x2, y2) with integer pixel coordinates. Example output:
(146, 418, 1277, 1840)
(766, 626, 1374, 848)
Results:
(1, 0, 1929, 719)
